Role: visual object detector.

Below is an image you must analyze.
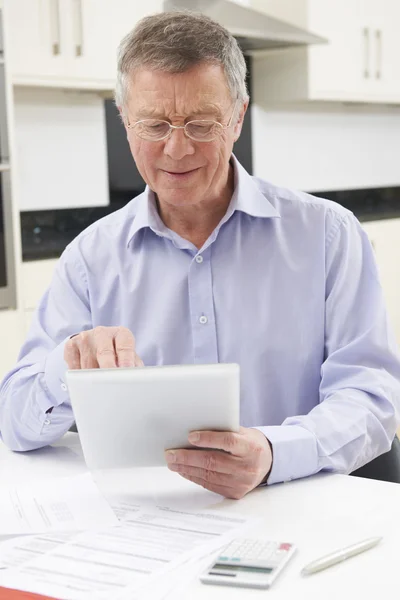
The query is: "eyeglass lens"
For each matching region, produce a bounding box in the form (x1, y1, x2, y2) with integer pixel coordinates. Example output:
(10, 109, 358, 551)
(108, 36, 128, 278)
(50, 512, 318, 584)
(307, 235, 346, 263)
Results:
(134, 120, 221, 141)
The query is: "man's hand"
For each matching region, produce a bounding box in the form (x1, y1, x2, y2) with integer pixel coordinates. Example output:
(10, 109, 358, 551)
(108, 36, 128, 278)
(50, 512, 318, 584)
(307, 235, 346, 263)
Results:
(64, 326, 143, 369)
(165, 427, 273, 499)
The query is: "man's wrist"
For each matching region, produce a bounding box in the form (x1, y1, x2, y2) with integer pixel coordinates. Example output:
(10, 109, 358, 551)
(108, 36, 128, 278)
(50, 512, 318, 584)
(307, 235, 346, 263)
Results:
(262, 437, 273, 483)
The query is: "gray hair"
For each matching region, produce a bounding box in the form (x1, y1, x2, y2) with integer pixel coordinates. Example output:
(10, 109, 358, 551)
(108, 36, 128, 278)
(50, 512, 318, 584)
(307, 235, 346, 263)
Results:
(115, 11, 248, 111)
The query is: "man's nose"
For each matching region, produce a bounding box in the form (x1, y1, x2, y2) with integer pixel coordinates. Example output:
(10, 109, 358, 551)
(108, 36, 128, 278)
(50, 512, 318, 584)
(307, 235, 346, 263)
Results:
(163, 127, 195, 160)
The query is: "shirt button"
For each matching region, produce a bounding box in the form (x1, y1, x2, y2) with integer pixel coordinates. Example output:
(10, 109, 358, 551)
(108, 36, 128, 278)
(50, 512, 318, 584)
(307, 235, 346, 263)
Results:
(199, 315, 208, 324)
(195, 255, 203, 264)
(44, 419, 51, 426)
(61, 383, 68, 392)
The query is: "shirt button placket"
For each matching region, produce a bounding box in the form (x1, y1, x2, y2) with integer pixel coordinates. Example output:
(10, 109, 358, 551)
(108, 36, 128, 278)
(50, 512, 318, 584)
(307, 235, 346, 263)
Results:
(188, 249, 218, 364)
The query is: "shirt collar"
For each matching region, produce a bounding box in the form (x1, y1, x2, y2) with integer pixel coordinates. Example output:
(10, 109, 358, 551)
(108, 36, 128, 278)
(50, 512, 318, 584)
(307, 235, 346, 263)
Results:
(126, 154, 280, 247)
(126, 187, 167, 247)
(229, 154, 280, 219)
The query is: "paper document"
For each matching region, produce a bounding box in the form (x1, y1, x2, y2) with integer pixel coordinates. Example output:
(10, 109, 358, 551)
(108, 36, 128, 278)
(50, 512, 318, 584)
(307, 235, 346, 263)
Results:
(142, 552, 220, 600)
(0, 473, 118, 535)
(0, 533, 76, 570)
(0, 502, 258, 600)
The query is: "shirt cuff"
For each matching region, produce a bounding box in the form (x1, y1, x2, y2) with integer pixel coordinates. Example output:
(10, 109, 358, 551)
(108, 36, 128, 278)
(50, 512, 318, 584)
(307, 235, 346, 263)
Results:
(254, 425, 319, 485)
(43, 337, 71, 408)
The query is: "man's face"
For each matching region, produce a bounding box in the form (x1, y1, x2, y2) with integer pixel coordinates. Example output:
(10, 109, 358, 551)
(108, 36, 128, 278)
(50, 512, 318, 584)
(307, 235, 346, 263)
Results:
(122, 63, 247, 208)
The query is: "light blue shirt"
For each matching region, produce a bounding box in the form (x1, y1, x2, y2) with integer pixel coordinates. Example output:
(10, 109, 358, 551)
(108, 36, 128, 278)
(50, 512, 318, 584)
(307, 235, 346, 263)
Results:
(1, 156, 400, 484)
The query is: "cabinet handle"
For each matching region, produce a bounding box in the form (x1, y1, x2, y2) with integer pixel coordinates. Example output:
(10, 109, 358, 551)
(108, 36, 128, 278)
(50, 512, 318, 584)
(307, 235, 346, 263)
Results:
(375, 29, 382, 79)
(50, 0, 61, 55)
(363, 27, 370, 78)
(73, 0, 84, 57)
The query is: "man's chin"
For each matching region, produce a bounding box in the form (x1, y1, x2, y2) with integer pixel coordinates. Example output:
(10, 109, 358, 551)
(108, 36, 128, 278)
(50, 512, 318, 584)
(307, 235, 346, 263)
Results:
(157, 189, 202, 207)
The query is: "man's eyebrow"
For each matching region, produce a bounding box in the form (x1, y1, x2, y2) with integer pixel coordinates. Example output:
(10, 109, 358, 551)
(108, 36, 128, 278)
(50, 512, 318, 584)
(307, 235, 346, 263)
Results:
(190, 104, 223, 118)
(135, 105, 223, 120)
(135, 107, 163, 119)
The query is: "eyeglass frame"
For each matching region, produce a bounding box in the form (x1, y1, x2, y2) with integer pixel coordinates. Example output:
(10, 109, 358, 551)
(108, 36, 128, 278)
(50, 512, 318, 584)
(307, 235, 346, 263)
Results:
(125, 98, 239, 142)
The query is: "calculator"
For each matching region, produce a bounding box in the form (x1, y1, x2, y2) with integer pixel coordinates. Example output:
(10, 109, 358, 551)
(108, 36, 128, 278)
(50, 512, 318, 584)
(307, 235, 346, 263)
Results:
(200, 538, 296, 589)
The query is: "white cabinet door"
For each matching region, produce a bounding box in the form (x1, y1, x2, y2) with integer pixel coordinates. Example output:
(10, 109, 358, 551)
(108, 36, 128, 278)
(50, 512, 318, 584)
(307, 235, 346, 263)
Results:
(371, 0, 400, 101)
(6, 0, 70, 85)
(6, 0, 164, 89)
(0, 310, 25, 380)
(308, 0, 378, 101)
(252, 0, 400, 104)
(21, 259, 58, 310)
(68, 0, 164, 87)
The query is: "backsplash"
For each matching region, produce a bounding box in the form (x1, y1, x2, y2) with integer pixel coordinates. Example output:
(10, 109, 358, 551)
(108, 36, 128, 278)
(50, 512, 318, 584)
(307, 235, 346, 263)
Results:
(20, 185, 400, 261)
(20, 196, 131, 262)
(312, 186, 400, 221)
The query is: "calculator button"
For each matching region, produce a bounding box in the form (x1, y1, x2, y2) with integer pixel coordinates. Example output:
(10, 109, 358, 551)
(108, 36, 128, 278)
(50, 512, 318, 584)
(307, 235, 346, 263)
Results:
(279, 543, 292, 551)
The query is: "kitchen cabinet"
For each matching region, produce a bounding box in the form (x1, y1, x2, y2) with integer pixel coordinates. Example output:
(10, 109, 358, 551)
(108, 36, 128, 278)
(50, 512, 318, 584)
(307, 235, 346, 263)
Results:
(5, 0, 68, 86)
(371, 0, 400, 101)
(0, 309, 25, 380)
(5, 0, 163, 89)
(252, 0, 400, 104)
(362, 218, 400, 346)
(21, 259, 58, 310)
(0, 260, 57, 380)
(66, 0, 163, 86)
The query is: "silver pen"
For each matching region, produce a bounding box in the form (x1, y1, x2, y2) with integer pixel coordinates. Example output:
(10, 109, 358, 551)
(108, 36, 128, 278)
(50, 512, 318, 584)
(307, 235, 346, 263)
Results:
(301, 536, 382, 576)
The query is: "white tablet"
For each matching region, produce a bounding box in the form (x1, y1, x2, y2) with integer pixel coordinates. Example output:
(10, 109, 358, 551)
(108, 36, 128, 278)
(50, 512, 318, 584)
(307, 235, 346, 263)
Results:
(66, 363, 240, 469)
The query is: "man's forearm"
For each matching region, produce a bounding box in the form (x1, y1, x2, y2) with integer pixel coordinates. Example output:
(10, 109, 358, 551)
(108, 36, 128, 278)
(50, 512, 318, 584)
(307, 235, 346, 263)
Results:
(255, 387, 398, 485)
(0, 343, 74, 451)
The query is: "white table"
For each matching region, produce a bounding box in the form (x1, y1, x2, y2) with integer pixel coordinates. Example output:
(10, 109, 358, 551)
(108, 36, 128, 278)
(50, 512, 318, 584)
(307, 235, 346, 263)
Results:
(1, 432, 399, 599)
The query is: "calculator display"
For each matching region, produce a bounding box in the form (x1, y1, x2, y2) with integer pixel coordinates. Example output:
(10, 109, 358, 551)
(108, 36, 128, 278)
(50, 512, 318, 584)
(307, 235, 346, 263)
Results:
(211, 563, 274, 574)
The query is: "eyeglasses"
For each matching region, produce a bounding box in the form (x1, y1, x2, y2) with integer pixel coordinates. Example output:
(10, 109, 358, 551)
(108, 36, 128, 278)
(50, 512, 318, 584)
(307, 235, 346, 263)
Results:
(126, 99, 238, 142)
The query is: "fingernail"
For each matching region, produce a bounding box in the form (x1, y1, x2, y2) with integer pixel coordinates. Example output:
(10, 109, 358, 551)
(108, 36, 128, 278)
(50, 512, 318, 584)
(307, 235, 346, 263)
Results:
(166, 451, 176, 463)
(188, 432, 200, 443)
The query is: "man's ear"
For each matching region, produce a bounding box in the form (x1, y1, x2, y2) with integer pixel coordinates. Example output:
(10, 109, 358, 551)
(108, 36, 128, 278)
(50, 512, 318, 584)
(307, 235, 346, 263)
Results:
(233, 100, 249, 141)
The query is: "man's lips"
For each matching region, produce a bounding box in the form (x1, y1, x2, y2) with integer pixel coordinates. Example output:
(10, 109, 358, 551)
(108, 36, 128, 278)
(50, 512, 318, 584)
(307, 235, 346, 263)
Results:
(161, 167, 200, 175)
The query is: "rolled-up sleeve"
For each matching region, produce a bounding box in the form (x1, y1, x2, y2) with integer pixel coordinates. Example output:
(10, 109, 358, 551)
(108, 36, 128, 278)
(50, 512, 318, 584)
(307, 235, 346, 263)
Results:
(258, 214, 400, 484)
(0, 245, 92, 451)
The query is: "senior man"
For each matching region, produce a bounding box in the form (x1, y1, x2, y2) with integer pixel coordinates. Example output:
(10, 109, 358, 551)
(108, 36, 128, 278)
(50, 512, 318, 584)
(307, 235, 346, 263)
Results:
(1, 11, 400, 499)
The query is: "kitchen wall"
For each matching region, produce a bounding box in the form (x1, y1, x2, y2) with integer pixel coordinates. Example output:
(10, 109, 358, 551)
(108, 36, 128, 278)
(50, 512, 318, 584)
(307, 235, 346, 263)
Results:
(14, 87, 109, 212)
(14, 90, 400, 212)
(251, 102, 400, 192)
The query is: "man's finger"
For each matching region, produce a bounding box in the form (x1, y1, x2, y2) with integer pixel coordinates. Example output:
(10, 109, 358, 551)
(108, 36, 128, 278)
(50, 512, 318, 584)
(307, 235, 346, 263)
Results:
(79, 332, 98, 369)
(178, 473, 244, 500)
(187, 429, 251, 457)
(64, 340, 81, 370)
(115, 328, 136, 368)
(168, 464, 252, 487)
(165, 448, 241, 474)
(80, 351, 98, 370)
(94, 328, 117, 369)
